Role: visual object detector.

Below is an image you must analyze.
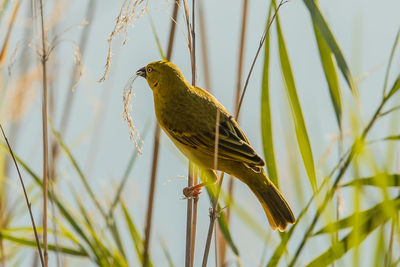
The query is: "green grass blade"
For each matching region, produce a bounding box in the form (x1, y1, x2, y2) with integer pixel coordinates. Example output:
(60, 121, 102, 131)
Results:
(276, 12, 318, 192)
(51, 127, 107, 219)
(0, 231, 88, 256)
(313, 23, 342, 128)
(160, 239, 175, 267)
(260, 3, 279, 188)
(342, 174, 400, 188)
(121, 201, 152, 266)
(383, 27, 400, 96)
(303, 0, 358, 97)
(314, 198, 400, 235)
(306, 198, 400, 267)
(108, 123, 150, 217)
(387, 73, 400, 99)
(149, 15, 166, 60)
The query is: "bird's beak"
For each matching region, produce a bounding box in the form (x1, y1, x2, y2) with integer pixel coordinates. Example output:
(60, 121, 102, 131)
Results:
(136, 67, 146, 78)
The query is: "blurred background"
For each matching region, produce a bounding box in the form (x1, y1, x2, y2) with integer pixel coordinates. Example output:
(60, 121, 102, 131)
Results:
(1, 0, 400, 266)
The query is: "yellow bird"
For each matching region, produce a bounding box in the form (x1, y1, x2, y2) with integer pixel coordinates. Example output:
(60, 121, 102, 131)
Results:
(136, 60, 295, 231)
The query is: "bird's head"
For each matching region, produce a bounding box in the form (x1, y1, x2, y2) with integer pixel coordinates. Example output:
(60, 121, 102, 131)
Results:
(136, 60, 186, 92)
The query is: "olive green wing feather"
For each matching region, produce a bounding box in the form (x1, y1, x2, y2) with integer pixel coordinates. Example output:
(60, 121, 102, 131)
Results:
(168, 116, 265, 169)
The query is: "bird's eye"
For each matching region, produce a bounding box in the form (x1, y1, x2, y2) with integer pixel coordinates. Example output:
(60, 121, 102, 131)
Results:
(147, 67, 153, 73)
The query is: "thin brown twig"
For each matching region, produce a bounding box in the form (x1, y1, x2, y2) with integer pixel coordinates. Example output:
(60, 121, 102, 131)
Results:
(142, 2, 180, 266)
(0, 124, 44, 267)
(221, 1, 249, 265)
(38, 0, 49, 265)
(236, 0, 287, 118)
(198, 1, 211, 92)
(185, 163, 194, 267)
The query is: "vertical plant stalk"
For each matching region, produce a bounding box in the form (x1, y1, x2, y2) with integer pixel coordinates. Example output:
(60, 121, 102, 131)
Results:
(220, 0, 249, 265)
(198, 1, 211, 92)
(142, 1, 180, 266)
(143, 125, 160, 267)
(0, 124, 44, 267)
(38, 0, 49, 265)
(190, 167, 199, 267)
(182, 0, 198, 266)
(0, 237, 4, 267)
(236, 0, 286, 116)
(201, 111, 222, 267)
(201, 2, 286, 266)
(185, 163, 194, 267)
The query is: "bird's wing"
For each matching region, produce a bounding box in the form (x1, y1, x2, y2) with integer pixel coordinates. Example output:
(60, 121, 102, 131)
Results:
(168, 116, 265, 168)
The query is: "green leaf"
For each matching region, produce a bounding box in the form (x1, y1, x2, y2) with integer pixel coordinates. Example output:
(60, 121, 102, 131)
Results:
(303, 0, 358, 97)
(149, 15, 166, 61)
(313, 23, 342, 128)
(51, 127, 107, 219)
(342, 174, 400, 188)
(121, 201, 152, 266)
(307, 197, 400, 267)
(383, 28, 400, 96)
(261, 3, 279, 188)
(314, 198, 400, 235)
(0, 231, 88, 257)
(276, 12, 318, 192)
(160, 239, 175, 267)
(387, 73, 400, 99)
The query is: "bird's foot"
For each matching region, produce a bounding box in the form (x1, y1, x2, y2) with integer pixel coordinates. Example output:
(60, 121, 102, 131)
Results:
(183, 183, 204, 199)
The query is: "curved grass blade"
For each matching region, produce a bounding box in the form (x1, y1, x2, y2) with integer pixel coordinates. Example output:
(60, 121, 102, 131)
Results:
(303, 0, 358, 97)
(121, 201, 153, 266)
(160, 239, 175, 267)
(0, 232, 88, 257)
(276, 12, 318, 192)
(387, 73, 400, 99)
(383, 27, 400, 96)
(314, 197, 400, 235)
(149, 15, 166, 61)
(0, 143, 104, 263)
(306, 197, 400, 267)
(261, 3, 279, 188)
(51, 127, 107, 219)
(342, 174, 400, 188)
(108, 123, 149, 217)
(313, 23, 342, 128)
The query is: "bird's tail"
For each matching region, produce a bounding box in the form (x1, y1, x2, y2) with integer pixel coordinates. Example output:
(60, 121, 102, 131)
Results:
(248, 170, 295, 231)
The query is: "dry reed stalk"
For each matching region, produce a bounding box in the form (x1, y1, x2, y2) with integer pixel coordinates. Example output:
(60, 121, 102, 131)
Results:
(142, 1, 180, 266)
(201, 111, 221, 267)
(190, 166, 199, 267)
(38, 0, 49, 265)
(0, 124, 44, 267)
(181, 0, 198, 266)
(201, 2, 286, 266)
(219, 1, 249, 265)
(185, 163, 194, 267)
(0, 0, 20, 66)
(236, 0, 287, 116)
(198, 1, 211, 92)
